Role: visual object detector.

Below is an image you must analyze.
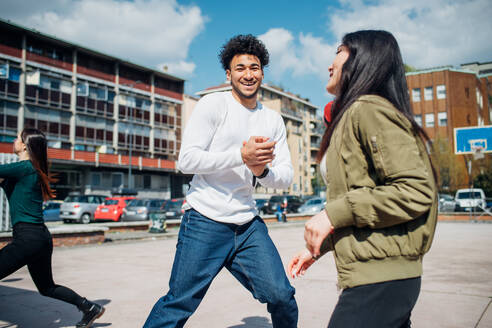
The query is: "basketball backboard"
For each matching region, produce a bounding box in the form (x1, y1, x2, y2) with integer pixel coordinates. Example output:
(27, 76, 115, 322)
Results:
(454, 125, 492, 155)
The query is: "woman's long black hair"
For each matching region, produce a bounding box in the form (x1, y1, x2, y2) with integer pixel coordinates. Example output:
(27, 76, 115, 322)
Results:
(21, 128, 56, 200)
(317, 30, 432, 163)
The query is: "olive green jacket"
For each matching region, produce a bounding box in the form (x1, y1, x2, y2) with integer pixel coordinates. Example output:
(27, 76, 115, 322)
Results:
(320, 95, 438, 289)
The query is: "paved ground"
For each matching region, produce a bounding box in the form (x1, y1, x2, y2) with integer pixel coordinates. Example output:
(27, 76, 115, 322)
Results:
(1, 221, 491, 328)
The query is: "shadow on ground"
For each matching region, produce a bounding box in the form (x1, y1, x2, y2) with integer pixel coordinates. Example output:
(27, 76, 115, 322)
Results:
(228, 316, 272, 328)
(0, 283, 111, 328)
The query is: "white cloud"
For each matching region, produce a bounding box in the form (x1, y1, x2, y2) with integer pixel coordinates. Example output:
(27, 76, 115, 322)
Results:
(327, 0, 492, 68)
(259, 0, 491, 84)
(159, 60, 195, 78)
(259, 28, 335, 81)
(0, 0, 206, 77)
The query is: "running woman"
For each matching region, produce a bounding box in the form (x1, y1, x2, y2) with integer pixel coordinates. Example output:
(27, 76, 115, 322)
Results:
(0, 128, 105, 328)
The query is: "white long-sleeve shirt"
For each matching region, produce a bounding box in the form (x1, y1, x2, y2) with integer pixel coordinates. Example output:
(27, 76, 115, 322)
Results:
(178, 91, 293, 224)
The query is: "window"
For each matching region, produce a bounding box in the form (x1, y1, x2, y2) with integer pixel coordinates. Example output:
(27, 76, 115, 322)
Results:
(8, 67, 21, 82)
(0, 63, 8, 79)
(112, 172, 124, 188)
(436, 85, 446, 99)
(91, 172, 102, 187)
(425, 113, 435, 127)
(414, 114, 422, 127)
(476, 88, 483, 109)
(56, 171, 80, 187)
(0, 100, 19, 131)
(89, 86, 107, 100)
(77, 82, 89, 96)
(412, 88, 421, 102)
(438, 112, 447, 126)
(424, 86, 433, 100)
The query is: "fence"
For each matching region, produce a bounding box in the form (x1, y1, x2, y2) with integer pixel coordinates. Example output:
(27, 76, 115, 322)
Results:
(0, 153, 18, 232)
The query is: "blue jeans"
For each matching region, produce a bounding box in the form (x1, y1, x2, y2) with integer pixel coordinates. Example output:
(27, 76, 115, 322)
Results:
(144, 209, 298, 328)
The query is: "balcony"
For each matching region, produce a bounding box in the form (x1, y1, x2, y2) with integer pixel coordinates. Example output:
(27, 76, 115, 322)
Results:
(280, 107, 303, 122)
(310, 139, 321, 149)
(25, 85, 71, 110)
(310, 123, 325, 136)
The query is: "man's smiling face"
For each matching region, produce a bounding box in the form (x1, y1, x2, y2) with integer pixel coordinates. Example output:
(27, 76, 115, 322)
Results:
(227, 54, 263, 106)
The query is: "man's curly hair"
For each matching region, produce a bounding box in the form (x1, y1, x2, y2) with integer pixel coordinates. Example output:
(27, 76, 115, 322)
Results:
(219, 34, 270, 71)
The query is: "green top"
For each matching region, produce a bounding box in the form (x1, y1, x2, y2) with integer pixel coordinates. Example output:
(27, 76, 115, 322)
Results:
(0, 160, 44, 226)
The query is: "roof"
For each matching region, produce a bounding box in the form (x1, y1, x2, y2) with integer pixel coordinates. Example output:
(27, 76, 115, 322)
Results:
(461, 61, 492, 66)
(406, 66, 478, 78)
(0, 18, 184, 82)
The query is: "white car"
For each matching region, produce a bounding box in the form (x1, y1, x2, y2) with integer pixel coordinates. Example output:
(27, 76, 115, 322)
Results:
(438, 194, 457, 212)
(297, 197, 326, 214)
(454, 188, 486, 212)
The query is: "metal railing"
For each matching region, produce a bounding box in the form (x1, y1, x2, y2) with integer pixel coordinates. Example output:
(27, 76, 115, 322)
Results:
(0, 153, 18, 232)
(280, 107, 303, 120)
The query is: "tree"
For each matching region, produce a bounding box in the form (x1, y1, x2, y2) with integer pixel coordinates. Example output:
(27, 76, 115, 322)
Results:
(472, 153, 492, 197)
(430, 137, 468, 193)
(404, 64, 417, 73)
(474, 169, 492, 197)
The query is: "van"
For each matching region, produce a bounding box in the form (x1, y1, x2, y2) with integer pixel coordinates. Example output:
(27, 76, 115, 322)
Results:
(454, 188, 486, 212)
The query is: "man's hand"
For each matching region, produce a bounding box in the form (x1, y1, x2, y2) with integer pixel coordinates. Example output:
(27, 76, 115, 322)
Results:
(288, 248, 316, 279)
(304, 210, 334, 258)
(241, 137, 275, 175)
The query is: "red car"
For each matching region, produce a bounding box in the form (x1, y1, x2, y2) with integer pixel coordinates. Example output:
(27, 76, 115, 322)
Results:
(94, 196, 136, 222)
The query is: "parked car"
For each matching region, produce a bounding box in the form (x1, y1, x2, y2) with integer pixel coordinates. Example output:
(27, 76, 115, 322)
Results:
(438, 194, 456, 212)
(161, 198, 186, 220)
(297, 197, 326, 214)
(94, 196, 136, 222)
(454, 188, 487, 212)
(266, 195, 303, 214)
(60, 194, 107, 224)
(122, 198, 167, 221)
(254, 198, 269, 215)
(43, 201, 62, 222)
(301, 195, 316, 202)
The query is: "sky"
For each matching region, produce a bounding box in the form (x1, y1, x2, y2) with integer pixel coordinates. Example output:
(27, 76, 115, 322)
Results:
(1, 0, 491, 111)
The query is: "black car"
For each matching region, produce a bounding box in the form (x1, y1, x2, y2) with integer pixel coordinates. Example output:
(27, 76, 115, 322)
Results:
(266, 195, 303, 214)
(255, 198, 269, 215)
(162, 198, 186, 220)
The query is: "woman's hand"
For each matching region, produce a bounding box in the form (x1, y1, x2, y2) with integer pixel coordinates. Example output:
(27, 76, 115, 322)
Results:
(304, 210, 334, 258)
(288, 248, 316, 278)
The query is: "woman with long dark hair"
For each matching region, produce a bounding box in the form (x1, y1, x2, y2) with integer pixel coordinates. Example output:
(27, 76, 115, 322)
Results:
(289, 30, 438, 327)
(0, 128, 104, 328)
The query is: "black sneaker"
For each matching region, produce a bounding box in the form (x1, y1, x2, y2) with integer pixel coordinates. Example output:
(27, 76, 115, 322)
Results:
(76, 302, 105, 328)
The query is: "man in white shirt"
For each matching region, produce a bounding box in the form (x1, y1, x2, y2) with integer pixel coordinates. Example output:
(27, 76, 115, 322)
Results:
(144, 34, 298, 328)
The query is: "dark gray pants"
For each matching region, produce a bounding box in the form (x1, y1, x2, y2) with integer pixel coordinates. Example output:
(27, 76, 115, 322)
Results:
(328, 277, 421, 328)
(0, 222, 85, 308)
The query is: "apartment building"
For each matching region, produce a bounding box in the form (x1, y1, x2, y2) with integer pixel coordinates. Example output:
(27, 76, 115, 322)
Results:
(461, 61, 492, 124)
(195, 82, 322, 196)
(406, 67, 491, 189)
(0, 19, 189, 199)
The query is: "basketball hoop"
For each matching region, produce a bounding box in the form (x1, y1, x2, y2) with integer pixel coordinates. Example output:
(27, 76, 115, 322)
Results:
(472, 146, 484, 160)
(470, 139, 486, 160)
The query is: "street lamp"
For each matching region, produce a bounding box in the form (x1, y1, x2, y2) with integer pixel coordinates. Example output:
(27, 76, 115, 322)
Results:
(121, 81, 141, 189)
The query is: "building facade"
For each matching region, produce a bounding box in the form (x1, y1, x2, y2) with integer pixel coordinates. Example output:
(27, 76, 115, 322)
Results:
(195, 83, 323, 196)
(461, 61, 492, 125)
(406, 67, 491, 190)
(0, 19, 189, 199)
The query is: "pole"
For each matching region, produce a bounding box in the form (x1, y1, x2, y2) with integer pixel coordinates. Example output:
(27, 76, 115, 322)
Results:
(129, 104, 133, 189)
(124, 81, 141, 190)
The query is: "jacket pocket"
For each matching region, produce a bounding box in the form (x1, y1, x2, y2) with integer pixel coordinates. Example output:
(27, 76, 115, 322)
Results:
(334, 224, 419, 265)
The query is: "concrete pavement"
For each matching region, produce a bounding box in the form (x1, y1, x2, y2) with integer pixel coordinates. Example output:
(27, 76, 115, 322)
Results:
(1, 221, 491, 327)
